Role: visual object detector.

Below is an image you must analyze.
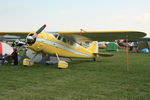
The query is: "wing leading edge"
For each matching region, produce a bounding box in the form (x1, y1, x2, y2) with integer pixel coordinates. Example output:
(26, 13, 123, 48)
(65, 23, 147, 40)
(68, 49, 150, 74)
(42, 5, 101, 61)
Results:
(0, 31, 146, 41)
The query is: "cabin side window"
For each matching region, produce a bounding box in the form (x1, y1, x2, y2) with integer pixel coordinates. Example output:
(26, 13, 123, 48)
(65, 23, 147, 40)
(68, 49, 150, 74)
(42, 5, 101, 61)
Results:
(62, 38, 67, 43)
(54, 34, 74, 45)
(69, 40, 74, 45)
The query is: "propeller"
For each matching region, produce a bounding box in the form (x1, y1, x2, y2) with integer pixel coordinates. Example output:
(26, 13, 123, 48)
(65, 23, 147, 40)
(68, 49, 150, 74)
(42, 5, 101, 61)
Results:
(26, 24, 46, 44)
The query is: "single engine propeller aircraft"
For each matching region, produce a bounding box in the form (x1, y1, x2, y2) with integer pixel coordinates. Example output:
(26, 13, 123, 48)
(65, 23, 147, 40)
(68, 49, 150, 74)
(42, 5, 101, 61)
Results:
(0, 25, 146, 68)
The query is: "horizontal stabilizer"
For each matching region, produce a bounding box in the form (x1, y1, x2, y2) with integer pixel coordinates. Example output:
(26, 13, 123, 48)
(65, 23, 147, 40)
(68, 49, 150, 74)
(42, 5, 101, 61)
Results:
(94, 53, 114, 57)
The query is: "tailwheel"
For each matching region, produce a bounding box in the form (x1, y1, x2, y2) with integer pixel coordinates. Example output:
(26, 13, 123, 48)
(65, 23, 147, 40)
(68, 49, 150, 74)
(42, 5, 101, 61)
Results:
(93, 58, 96, 62)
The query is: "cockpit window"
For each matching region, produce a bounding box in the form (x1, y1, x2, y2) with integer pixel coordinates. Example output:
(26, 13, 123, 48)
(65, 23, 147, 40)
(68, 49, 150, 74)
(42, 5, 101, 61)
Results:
(54, 34, 58, 39)
(58, 35, 61, 40)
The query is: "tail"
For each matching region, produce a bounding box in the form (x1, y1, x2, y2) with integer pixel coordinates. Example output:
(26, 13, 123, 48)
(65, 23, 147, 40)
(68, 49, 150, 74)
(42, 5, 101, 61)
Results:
(87, 41, 114, 57)
(87, 41, 99, 53)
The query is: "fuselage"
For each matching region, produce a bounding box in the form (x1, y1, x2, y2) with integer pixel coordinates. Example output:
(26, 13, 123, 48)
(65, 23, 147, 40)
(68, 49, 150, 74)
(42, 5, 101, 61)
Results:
(28, 32, 96, 58)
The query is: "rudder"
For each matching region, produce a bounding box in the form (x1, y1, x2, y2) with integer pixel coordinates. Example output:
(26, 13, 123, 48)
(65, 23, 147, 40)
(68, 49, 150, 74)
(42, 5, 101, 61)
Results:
(87, 41, 98, 53)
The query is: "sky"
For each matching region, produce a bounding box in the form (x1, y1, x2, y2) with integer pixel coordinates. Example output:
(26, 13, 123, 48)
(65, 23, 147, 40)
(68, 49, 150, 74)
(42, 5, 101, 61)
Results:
(0, 0, 150, 36)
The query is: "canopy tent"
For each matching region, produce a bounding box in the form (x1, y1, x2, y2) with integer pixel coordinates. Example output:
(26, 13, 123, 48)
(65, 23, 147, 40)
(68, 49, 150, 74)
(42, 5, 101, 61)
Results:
(106, 42, 118, 51)
(0, 42, 13, 55)
(139, 48, 149, 53)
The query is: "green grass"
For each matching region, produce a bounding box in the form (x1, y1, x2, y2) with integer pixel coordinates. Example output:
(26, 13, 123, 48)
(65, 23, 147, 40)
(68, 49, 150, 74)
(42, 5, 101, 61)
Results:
(0, 51, 149, 100)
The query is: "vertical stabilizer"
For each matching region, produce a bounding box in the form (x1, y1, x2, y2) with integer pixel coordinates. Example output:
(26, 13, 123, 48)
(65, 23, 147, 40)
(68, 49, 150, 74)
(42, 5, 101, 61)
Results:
(87, 41, 98, 53)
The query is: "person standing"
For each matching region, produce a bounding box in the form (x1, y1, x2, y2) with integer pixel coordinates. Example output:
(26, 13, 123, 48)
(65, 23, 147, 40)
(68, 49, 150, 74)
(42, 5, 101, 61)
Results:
(1, 53, 8, 65)
(11, 47, 18, 65)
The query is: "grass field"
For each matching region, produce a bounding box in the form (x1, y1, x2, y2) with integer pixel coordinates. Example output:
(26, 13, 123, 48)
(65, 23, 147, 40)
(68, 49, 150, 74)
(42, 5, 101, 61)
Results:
(0, 51, 149, 100)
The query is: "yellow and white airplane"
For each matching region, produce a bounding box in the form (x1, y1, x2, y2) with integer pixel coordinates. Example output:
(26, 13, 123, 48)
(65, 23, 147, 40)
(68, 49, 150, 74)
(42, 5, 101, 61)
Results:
(0, 25, 146, 68)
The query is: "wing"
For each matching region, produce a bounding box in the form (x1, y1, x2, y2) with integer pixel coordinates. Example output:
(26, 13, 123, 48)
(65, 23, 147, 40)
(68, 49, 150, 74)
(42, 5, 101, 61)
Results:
(0, 32, 29, 38)
(0, 34, 20, 40)
(59, 31, 146, 42)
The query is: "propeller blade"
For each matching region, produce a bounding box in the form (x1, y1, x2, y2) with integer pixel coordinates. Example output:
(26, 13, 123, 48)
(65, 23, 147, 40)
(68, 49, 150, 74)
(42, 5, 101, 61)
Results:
(32, 24, 46, 38)
(36, 24, 46, 34)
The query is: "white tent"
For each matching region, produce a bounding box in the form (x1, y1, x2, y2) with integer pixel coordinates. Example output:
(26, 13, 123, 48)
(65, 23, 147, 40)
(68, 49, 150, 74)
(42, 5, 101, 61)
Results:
(0, 42, 13, 55)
